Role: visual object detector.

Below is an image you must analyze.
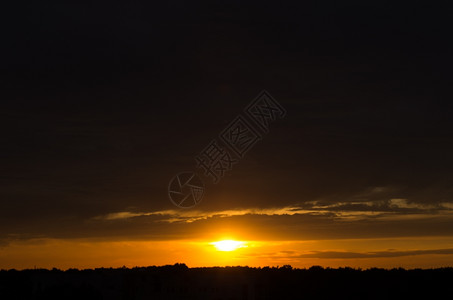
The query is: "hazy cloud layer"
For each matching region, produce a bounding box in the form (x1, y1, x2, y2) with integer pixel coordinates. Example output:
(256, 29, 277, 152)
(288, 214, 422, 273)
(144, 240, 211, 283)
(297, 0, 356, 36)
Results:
(1, 1, 453, 257)
(2, 198, 453, 244)
(243, 248, 453, 260)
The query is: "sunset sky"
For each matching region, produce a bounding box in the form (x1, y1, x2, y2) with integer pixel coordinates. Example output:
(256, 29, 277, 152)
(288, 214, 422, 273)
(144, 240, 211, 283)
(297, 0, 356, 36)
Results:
(1, 1, 453, 270)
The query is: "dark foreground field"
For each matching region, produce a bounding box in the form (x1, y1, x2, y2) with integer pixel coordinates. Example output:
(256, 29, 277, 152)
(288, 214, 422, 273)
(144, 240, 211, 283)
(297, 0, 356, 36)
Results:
(1, 264, 452, 300)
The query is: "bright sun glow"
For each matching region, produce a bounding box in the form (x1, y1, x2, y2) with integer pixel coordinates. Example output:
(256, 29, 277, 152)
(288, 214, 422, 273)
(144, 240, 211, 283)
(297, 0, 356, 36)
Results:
(211, 240, 246, 251)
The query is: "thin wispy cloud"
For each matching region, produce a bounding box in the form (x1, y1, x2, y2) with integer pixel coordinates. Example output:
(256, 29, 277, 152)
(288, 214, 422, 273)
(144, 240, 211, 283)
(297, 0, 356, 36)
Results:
(292, 248, 453, 259)
(92, 199, 453, 224)
(92, 206, 313, 223)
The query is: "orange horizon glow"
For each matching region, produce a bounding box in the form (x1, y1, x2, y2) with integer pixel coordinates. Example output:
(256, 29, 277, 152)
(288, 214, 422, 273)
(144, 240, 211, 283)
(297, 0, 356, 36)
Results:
(2, 236, 453, 271)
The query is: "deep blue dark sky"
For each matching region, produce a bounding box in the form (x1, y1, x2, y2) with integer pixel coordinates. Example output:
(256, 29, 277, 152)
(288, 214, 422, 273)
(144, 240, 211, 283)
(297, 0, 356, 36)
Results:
(1, 1, 453, 241)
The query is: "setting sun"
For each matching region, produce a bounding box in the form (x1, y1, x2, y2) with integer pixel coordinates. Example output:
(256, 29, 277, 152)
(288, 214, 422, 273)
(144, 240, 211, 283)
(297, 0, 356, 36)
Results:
(212, 240, 246, 251)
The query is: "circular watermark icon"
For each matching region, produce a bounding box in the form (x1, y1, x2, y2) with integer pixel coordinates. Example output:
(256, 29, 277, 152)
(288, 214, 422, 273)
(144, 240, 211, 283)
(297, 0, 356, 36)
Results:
(168, 172, 204, 208)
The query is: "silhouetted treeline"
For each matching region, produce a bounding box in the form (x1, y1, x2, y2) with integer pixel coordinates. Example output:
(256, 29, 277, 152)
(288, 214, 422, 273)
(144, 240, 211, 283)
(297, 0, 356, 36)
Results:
(1, 264, 453, 299)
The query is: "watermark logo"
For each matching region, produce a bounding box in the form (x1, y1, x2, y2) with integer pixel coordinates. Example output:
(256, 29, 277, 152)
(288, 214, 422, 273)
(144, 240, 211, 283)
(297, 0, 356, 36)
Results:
(219, 116, 261, 158)
(245, 90, 286, 132)
(168, 172, 205, 209)
(167, 90, 286, 208)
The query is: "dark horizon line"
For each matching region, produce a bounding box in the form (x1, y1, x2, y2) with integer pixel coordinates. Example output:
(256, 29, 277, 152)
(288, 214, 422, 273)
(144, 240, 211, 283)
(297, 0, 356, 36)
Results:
(3, 263, 453, 272)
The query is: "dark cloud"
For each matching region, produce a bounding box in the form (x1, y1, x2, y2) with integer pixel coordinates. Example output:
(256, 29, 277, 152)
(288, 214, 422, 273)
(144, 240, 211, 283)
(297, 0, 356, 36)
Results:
(2, 206, 453, 244)
(1, 1, 453, 244)
(296, 248, 453, 259)
(244, 248, 453, 260)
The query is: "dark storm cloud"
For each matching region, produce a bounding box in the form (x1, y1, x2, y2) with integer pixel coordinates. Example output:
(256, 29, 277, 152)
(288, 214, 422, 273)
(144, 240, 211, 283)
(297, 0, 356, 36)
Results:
(1, 1, 453, 241)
